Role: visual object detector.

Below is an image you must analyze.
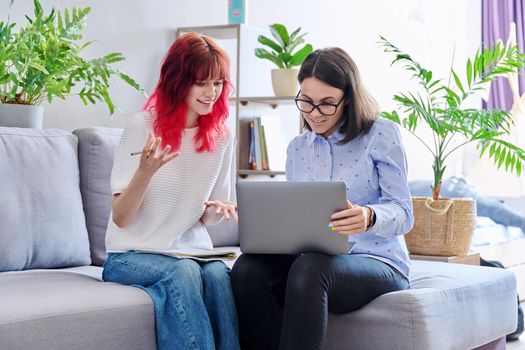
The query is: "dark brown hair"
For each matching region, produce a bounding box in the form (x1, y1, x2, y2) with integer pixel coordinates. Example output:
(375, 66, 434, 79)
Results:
(298, 47, 378, 144)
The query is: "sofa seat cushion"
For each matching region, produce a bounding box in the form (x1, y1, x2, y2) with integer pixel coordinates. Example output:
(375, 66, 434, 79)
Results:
(324, 260, 517, 350)
(0, 269, 156, 350)
(0, 127, 91, 272)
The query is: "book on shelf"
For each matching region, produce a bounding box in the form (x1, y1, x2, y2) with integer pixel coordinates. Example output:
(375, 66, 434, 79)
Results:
(254, 117, 269, 170)
(260, 122, 269, 170)
(241, 115, 286, 172)
(239, 119, 252, 170)
(252, 117, 263, 170)
(249, 120, 256, 169)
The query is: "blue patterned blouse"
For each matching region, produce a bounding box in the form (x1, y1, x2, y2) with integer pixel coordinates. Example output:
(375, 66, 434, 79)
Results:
(285, 118, 413, 277)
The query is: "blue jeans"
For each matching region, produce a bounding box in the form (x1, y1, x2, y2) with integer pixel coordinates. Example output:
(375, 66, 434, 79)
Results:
(103, 252, 240, 350)
(232, 253, 409, 350)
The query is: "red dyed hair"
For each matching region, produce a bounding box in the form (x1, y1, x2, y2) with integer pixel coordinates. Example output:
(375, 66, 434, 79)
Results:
(144, 32, 232, 152)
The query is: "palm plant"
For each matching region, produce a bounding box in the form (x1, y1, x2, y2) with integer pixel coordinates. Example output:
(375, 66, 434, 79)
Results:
(0, 0, 143, 113)
(255, 23, 313, 69)
(380, 36, 525, 200)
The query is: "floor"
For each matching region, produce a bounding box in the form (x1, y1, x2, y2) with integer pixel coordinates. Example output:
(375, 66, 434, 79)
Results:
(508, 334, 525, 350)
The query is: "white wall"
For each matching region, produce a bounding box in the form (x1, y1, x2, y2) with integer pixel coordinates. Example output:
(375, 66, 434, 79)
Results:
(249, 0, 482, 182)
(1, 0, 227, 130)
(2, 0, 483, 183)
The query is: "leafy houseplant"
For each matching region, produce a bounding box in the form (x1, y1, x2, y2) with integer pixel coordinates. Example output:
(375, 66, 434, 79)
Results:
(380, 37, 525, 200)
(0, 0, 143, 122)
(255, 23, 313, 96)
(380, 37, 525, 256)
(255, 23, 313, 69)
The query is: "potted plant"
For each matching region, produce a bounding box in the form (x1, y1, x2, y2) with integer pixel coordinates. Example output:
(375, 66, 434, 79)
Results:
(380, 36, 525, 256)
(255, 23, 313, 97)
(0, 0, 144, 128)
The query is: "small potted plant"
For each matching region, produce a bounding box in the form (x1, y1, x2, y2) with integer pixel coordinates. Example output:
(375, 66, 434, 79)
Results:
(380, 36, 525, 256)
(255, 23, 313, 97)
(0, 0, 144, 128)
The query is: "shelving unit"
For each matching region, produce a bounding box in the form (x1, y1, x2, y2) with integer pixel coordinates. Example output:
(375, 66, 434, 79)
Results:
(176, 24, 301, 179)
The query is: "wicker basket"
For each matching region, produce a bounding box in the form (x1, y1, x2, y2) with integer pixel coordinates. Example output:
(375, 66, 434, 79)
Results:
(405, 197, 477, 256)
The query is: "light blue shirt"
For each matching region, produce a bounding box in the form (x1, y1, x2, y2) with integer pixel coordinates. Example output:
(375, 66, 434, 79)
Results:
(286, 118, 413, 277)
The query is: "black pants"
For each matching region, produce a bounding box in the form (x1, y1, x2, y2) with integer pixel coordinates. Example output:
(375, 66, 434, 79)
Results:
(231, 253, 409, 350)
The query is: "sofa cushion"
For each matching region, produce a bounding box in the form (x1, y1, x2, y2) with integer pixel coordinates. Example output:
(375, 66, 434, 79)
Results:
(323, 260, 517, 350)
(0, 269, 156, 350)
(74, 127, 123, 266)
(0, 127, 91, 271)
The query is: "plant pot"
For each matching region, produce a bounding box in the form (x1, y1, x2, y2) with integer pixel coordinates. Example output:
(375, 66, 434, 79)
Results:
(404, 197, 477, 256)
(0, 104, 43, 129)
(271, 68, 299, 97)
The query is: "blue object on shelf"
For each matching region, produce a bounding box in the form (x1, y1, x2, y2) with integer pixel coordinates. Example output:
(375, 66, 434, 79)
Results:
(228, 0, 246, 24)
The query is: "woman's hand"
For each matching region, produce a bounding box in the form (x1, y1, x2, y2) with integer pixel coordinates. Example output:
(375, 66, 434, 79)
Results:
(138, 132, 180, 177)
(329, 200, 372, 235)
(203, 200, 238, 222)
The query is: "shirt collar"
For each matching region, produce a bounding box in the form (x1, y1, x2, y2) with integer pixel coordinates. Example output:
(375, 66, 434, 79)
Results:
(306, 128, 345, 146)
(306, 130, 317, 146)
(329, 129, 345, 143)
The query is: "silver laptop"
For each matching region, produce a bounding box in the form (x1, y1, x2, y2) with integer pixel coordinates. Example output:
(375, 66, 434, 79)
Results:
(236, 181, 353, 255)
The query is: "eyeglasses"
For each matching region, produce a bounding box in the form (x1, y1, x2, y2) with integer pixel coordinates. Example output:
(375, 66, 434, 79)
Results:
(294, 91, 345, 116)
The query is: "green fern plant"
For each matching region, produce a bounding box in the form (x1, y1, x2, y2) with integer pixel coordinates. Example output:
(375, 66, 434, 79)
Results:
(380, 36, 525, 200)
(255, 23, 313, 69)
(0, 0, 144, 113)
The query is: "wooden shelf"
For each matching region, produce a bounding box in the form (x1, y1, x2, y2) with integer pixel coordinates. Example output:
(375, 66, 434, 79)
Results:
(230, 96, 295, 109)
(176, 24, 265, 40)
(177, 24, 240, 39)
(409, 252, 480, 265)
(238, 169, 285, 178)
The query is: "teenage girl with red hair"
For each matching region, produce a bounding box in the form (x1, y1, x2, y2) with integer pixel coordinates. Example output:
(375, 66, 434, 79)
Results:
(103, 33, 240, 350)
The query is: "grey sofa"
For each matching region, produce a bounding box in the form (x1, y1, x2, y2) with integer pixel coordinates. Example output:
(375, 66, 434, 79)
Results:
(0, 126, 518, 350)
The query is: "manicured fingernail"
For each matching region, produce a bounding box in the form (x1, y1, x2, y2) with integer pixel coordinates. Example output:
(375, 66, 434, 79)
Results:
(331, 226, 337, 231)
(328, 223, 334, 228)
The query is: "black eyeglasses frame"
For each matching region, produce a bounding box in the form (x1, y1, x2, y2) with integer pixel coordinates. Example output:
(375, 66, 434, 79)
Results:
(294, 90, 345, 116)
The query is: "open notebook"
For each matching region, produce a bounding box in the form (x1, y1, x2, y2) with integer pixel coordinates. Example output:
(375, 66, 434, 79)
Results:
(135, 247, 237, 262)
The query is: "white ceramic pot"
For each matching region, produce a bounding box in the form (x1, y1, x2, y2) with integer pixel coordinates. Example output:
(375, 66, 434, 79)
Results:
(0, 104, 43, 129)
(271, 68, 299, 97)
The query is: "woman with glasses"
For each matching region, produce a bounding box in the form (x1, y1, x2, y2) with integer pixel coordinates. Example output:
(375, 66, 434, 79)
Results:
(232, 47, 413, 350)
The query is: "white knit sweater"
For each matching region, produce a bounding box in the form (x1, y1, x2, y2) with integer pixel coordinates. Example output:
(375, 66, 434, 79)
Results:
(105, 111, 235, 252)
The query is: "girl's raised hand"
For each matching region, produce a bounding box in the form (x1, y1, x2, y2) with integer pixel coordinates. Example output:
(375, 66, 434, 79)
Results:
(138, 132, 180, 177)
